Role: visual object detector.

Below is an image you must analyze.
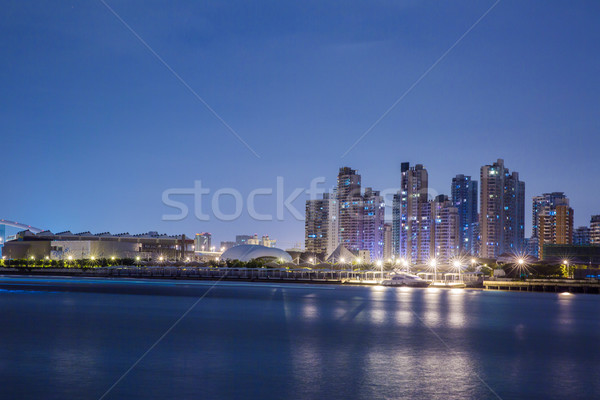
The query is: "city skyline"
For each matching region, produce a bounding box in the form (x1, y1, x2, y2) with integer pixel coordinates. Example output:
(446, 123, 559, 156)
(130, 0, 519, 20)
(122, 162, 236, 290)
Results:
(2, 1, 599, 247)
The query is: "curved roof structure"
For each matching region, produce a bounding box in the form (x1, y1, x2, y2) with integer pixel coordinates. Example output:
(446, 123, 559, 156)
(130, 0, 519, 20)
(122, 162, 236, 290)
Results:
(221, 244, 292, 262)
(0, 219, 44, 234)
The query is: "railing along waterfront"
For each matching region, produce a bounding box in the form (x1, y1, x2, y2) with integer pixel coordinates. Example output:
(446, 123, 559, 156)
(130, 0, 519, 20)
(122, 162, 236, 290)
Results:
(93, 266, 390, 283)
(483, 278, 600, 294)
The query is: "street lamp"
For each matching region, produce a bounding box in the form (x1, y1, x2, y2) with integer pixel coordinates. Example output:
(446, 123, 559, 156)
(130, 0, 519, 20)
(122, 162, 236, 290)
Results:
(563, 259, 570, 279)
(453, 260, 462, 282)
(401, 258, 409, 272)
(376, 260, 383, 282)
(309, 257, 314, 264)
(429, 258, 437, 282)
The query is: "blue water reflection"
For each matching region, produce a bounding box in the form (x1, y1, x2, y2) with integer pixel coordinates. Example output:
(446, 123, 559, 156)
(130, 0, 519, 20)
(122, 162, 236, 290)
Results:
(0, 276, 599, 399)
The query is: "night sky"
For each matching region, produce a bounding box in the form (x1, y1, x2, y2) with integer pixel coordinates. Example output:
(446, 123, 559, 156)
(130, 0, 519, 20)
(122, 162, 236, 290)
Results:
(2, 1, 599, 248)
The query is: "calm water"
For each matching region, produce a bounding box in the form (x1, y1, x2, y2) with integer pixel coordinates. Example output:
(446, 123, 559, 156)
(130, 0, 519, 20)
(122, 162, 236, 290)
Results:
(0, 276, 599, 400)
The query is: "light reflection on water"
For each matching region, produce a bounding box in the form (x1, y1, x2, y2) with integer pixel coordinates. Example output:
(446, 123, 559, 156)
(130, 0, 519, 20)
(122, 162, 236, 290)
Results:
(0, 278, 599, 399)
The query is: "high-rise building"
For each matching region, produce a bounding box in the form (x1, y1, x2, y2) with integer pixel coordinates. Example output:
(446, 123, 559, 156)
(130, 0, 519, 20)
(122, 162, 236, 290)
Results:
(305, 192, 338, 257)
(383, 223, 393, 261)
(470, 220, 480, 256)
(318, 167, 385, 261)
(361, 188, 385, 260)
(194, 232, 212, 251)
(433, 195, 460, 265)
(416, 201, 433, 265)
(479, 159, 525, 259)
(538, 202, 574, 259)
(530, 192, 569, 258)
(398, 163, 429, 261)
(591, 215, 600, 245)
(451, 174, 478, 255)
(337, 167, 363, 252)
(392, 192, 402, 257)
(573, 226, 591, 246)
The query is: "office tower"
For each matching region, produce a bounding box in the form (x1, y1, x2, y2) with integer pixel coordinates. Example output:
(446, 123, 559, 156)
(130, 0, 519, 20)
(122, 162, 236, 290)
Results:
(433, 195, 460, 265)
(479, 159, 525, 259)
(398, 163, 429, 261)
(451, 174, 478, 254)
(194, 232, 212, 251)
(383, 223, 393, 261)
(538, 202, 574, 259)
(305, 192, 338, 257)
(591, 215, 600, 245)
(573, 226, 591, 246)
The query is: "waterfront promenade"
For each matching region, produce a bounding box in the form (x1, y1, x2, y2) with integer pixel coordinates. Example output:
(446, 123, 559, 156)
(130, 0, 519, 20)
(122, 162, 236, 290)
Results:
(5, 266, 600, 293)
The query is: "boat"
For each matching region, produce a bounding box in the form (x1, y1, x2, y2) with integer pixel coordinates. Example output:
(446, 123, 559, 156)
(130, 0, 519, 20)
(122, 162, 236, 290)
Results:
(382, 272, 430, 287)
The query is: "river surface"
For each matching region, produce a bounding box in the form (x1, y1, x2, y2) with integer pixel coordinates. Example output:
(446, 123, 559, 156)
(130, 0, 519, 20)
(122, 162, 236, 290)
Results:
(0, 276, 598, 399)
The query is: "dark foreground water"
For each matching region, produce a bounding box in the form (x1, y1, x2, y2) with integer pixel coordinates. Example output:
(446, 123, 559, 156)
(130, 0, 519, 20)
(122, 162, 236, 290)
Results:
(0, 276, 599, 400)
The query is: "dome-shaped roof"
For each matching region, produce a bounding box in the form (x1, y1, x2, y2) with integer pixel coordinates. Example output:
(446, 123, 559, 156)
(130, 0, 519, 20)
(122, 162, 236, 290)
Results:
(221, 244, 292, 262)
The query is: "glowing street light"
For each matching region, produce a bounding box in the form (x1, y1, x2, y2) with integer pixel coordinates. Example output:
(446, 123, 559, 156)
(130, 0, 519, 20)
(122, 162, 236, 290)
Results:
(429, 258, 437, 282)
(309, 257, 314, 264)
(90, 256, 95, 261)
(45, 256, 50, 260)
(453, 260, 462, 281)
(111, 256, 115, 261)
(340, 257, 345, 264)
(563, 259, 571, 278)
(376, 260, 383, 282)
(159, 256, 164, 262)
(67, 256, 73, 261)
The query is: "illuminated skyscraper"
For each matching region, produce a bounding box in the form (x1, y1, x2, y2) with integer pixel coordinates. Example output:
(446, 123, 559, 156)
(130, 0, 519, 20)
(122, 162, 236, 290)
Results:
(451, 174, 478, 255)
(397, 163, 429, 261)
(479, 159, 525, 259)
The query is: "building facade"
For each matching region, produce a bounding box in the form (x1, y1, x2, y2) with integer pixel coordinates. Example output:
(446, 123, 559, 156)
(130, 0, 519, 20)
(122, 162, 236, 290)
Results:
(398, 163, 429, 261)
(433, 195, 460, 266)
(538, 203, 574, 259)
(479, 159, 525, 259)
(194, 232, 212, 251)
(591, 215, 600, 245)
(573, 226, 591, 246)
(451, 174, 478, 255)
(305, 192, 338, 258)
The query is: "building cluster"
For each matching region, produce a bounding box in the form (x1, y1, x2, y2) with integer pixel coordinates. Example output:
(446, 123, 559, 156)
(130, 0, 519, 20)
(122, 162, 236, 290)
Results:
(219, 234, 276, 252)
(305, 167, 385, 262)
(305, 159, 600, 266)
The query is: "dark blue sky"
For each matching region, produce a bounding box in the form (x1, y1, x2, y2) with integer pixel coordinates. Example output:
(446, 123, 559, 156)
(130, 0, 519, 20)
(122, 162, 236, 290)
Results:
(2, 0, 599, 248)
